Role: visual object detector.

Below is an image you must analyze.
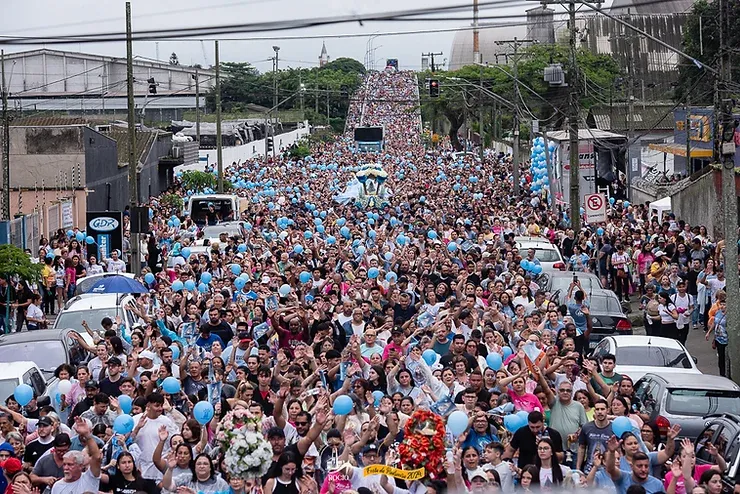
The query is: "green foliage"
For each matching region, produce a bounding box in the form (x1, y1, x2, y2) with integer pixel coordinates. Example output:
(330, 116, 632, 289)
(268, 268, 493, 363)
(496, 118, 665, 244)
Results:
(207, 59, 365, 126)
(677, 0, 740, 104)
(159, 193, 183, 211)
(419, 44, 622, 150)
(179, 171, 233, 193)
(288, 140, 312, 159)
(0, 245, 42, 282)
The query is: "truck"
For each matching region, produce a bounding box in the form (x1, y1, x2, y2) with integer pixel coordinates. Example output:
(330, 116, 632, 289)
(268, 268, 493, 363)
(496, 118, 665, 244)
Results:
(354, 126, 384, 153)
(185, 194, 242, 227)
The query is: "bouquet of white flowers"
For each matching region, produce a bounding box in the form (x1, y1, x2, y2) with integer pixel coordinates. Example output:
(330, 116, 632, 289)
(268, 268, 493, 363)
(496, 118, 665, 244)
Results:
(216, 408, 273, 479)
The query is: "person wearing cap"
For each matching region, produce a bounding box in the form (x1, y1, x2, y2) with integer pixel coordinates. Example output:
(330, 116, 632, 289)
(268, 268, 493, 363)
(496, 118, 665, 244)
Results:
(221, 326, 253, 380)
(332, 442, 384, 491)
(23, 416, 55, 466)
(99, 356, 124, 398)
(128, 349, 159, 382)
(1, 456, 22, 492)
(67, 380, 98, 426)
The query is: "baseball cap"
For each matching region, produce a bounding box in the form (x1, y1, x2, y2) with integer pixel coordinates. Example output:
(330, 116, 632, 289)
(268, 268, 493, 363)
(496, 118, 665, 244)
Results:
(468, 467, 488, 480)
(37, 416, 53, 427)
(398, 276, 409, 283)
(361, 444, 379, 455)
(654, 250, 666, 257)
(261, 276, 270, 284)
(266, 427, 285, 439)
(107, 356, 122, 366)
(53, 433, 72, 447)
(1, 458, 22, 475)
(139, 350, 156, 361)
(84, 380, 99, 389)
(238, 331, 251, 343)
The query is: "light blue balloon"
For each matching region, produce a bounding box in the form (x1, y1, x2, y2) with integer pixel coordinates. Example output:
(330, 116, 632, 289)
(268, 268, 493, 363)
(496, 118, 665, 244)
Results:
(198, 283, 208, 293)
(333, 395, 353, 416)
(516, 410, 529, 422)
(66, 230, 74, 238)
(231, 264, 242, 275)
(447, 242, 458, 252)
(340, 226, 351, 239)
(337, 218, 347, 227)
(200, 272, 212, 284)
(502, 347, 513, 359)
(385, 271, 397, 283)
(184, 280, 196, 291)
(597, 227, 604, 236)
(238, 244, 248, 253)
(144, 273, 155, 284)
(422, 349, 437, 366)
(75, 232, 85, 242)
(293, 244, 304, 255)
(234, 277, 246, 290)
(162, 377, 181, 394)
(368, 267, 379, 279)
(384, 252, 393, 261)
(181, 247, 191, 259)
(372, 390, 384, 407)
(532, 265, 543, 275)
(448, 410, 469, 436)
(612, 416, 632, 438)
(327, 236, 336, 245)
(193, 401, 215, 425)
(504, 414, 525, 433)
(299, 271, 312, 283)
(368, 230, 376, 239)
(118, 395, 132, 414)
(113, 414, 134, 435)
(14, 384, 33, 406)
(169, 345, 180, 361)
(85, 236, 95, 245)
(486, 353, 503, 370)
(304, 231, 313, 239)
(427, 230, 438, 240)
(279, 284, 291, 296)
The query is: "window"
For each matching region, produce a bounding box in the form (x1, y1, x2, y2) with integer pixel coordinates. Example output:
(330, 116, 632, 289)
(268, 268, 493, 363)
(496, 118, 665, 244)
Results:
(615, 346, 693, 368)
(28, 369, 46, 397)
(696, 423, 722, 463)
(641, 382, 661, 416)
(666, 389, 740, 417)
(0, 341, 67, 376)
(532, 248, 561, 262)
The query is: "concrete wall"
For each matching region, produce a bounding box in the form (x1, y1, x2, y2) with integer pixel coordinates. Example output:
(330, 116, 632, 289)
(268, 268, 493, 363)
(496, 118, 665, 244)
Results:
(670, 169, 722, 239)
(8, 126, 86, 189)
(194, 124, 311, 169)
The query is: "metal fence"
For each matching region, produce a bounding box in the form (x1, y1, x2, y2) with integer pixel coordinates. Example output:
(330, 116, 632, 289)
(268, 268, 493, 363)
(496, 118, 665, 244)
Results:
(0, 212, 41, 250)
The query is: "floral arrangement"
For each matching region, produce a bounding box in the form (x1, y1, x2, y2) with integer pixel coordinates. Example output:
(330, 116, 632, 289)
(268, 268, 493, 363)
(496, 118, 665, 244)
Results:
(398, 409, 446, 479)
(216, 408, 273, 479)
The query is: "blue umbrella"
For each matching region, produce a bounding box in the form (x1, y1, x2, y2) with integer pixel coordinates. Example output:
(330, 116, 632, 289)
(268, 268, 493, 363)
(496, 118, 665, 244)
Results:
(86, 275, 149, 294)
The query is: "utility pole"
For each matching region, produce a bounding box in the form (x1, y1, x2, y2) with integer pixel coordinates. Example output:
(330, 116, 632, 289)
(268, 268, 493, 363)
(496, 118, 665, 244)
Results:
(496, 37, 535, 196)
(568, 0, 581, 231)
(125, 2, 140, 276)
(194, 67, 201, 143)
(299, 73, 304, 114)
(473, 0, 480, 64)
(326, 85, 330, 125)
(1, 50, 9, 222)
(685, 94, 691, 174)
(717, 0, 739, 381)
(215, 40, 223, 193)
(478, 63, 484, 160)
(315, 70, 319, 114)
(422, 52, 443, 72)
(272, 46, 280, 110)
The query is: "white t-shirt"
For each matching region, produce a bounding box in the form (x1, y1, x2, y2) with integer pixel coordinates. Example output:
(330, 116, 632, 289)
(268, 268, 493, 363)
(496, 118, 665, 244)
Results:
(132, 413, 179, 481)
(538, 464, 570, 489)
(671, 293, 693, 329)
(51, 468, 100, 494)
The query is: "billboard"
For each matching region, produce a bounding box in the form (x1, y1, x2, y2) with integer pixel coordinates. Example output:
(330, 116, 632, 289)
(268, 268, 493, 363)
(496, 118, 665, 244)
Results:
(86, 211, 123, 261)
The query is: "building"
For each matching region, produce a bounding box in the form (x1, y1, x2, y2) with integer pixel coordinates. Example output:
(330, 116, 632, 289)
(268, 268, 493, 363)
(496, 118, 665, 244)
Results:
(1, 116, 198, 236)
(1, 49, 214, 122)
(319, 42, 330, 68)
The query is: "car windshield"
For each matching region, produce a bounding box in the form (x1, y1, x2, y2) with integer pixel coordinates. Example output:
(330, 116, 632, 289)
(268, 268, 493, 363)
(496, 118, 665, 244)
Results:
(55, 308, 121, 332)
(530, 248, 561, 262)
(666, 389, 740, 416)
(0, 341, 68, 375)
(615, 346, 693, 368)
(201, 226, 241, 238)
(550, 276, 603, 301)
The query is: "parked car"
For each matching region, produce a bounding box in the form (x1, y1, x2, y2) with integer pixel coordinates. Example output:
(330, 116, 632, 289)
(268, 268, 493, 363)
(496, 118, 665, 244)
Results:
(194, 221, 247, 247)
(0, 361, 51, 403)
(514, 236, 566, 272)
(54, 293, 138, 334)
(589, 335, 701, 382)
(635, 373, 740, 441)
(0, 328, 95, 382)
(542, 271, 605, 305)
(695, 414, 740, 493)
(74, 272, 135, 296)
(582, 288, 633, 349)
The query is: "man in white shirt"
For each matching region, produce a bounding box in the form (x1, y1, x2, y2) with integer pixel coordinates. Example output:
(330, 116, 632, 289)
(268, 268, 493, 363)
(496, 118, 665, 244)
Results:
(106, 250, 126, 274)
(131, 392, 179, 483)
(51, 417, 101, 493)
(671, 281, 694, 345)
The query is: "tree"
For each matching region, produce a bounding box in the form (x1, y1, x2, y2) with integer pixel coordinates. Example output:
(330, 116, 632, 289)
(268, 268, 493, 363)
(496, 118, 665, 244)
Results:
(676, 0, 740, 104)
(169, 52, 180, 66)
(0, 245, 42, 282)
(179, 171, 232, 192)
(322, 57, 366, 75)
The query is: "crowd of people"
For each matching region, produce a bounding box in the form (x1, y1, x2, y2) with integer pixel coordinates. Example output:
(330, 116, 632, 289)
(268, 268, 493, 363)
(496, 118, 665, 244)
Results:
(0, 68, 732, 494)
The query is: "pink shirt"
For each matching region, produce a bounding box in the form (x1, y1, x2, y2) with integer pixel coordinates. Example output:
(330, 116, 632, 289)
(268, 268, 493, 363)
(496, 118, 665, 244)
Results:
(508, 389, 544, 412)
(663, 464, 713, 494)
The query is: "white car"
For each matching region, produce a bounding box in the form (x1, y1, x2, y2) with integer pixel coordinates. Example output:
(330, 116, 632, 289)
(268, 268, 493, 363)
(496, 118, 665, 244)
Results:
(514, 236, 566, 272)
(589, 335, 701, 382)
(54, 293, 138, 335)
(74, 272, 135, 296)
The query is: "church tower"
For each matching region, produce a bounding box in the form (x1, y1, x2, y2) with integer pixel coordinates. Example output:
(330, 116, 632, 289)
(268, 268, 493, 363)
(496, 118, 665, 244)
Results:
(319, 42, 329, 67)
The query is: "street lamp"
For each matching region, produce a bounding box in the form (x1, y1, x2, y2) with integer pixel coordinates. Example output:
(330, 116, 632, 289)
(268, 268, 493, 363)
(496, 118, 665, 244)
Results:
(272, 46, 280, 109)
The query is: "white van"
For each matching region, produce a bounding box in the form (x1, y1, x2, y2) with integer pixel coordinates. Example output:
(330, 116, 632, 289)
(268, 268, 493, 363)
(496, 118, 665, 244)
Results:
(185, 194, 242, 226)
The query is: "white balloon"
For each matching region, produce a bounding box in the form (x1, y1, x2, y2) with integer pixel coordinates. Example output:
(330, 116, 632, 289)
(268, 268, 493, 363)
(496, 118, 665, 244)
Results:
(57, 379, 72, 395)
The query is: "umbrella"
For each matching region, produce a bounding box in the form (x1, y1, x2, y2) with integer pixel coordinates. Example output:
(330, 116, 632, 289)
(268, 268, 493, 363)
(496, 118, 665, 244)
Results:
(85, 275, 148, 294)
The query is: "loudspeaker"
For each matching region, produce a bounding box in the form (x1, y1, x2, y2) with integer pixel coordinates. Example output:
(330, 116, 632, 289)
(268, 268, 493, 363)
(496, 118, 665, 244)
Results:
(130, 206, 150, 234)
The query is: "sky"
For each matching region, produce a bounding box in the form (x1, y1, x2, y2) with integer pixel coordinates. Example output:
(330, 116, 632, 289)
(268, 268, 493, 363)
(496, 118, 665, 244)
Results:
(0, 0, 585, 73)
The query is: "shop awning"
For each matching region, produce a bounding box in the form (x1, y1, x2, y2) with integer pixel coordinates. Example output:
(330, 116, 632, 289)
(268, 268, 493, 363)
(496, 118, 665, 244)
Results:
(648, 142, 713, 158)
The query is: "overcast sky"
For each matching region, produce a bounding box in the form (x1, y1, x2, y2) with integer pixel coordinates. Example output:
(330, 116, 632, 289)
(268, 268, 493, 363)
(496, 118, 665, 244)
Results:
(0, 0, 569, 72)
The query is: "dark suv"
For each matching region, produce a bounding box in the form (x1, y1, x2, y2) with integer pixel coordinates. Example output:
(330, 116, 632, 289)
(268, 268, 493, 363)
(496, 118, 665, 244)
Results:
(694, 414, 740, 493)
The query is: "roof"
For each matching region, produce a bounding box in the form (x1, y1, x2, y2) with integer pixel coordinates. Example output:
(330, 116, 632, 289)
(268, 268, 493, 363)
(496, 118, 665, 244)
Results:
(545, 129, 626, 141)
(610, 0, 694, 15)
(610, 335, 685, 348)
(64, 292, 128, 311)
(642, 373, 740, 390)
(10, 116, 92, 127)
(587, 103, 676, 132)
(0, 328, 71, 344)
(106, 129, 156, 169)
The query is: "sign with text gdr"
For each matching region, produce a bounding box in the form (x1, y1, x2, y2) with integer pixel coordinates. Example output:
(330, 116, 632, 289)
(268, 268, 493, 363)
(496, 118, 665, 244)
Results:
(585, 193, 607, 223)
(86, 211, 123, 262)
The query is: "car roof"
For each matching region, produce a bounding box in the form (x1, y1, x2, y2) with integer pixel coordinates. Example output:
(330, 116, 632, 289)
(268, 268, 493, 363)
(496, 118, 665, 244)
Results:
(549, 272, 600, 281)
(610, 335, 686, 349)
(590, 288, 619, 300)
(64, 293, 132, 311)
(642, 373, 740, 390)
(0, 328, 70, 344)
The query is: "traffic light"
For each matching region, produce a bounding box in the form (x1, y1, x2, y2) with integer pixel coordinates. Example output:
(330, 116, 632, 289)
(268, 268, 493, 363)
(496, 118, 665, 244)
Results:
(429, 79, 440, 98)
(148, 77, 157, 95)
(266, 137, 274, 153)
